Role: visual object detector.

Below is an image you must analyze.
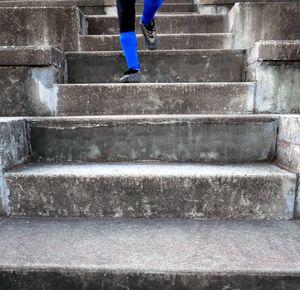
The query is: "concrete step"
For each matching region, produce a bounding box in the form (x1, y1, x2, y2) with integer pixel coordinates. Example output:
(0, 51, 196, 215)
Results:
(86, 14, 228, 35)
(6, 163, 296, 219)
(136, 0, 194, 3)
(136, 3, 197, 13)
(81, 4, 196, 15)
(1, 218, 299, 289)
(27, 115, 277, 163)
(66, 50, 245, 83)
(57, 83, 255, 115)
(80, 33, 232, 51)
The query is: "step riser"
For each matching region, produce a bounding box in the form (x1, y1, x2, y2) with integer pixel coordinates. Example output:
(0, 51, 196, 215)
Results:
(57, 84, 254, 115)
(6, 166, 295, 219)
(1, 269, 299, 290)
(86, 15, 228, 35)
(81, 4, 196, 15)
(66, 51, 245, 83)
(28, 119, 277, 163)
(80, 34, 231, 51)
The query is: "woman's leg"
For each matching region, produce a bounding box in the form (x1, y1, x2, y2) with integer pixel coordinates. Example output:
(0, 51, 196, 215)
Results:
(141, 0, 164, 25)
(117, 0, 140, 71)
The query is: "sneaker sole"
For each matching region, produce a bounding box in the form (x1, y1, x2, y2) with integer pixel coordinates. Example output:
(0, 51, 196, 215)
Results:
(120, 73, 142, 83)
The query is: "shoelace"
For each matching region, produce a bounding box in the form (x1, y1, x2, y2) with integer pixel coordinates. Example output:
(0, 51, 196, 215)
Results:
(145, 21, 156, 38)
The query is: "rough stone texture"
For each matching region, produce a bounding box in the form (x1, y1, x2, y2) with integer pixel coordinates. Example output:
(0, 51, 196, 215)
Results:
(28, 115, 277, 163)
(229, 3, 300, 49)
(80, 33, 232, 51)
(0, 7, 78, 51)
(247, 41, 300, 114)
(0, 218, 300, 289)
(57, 83, 254, 115)
(86, 14, 229, 35)
(0, 118, 29, 215)
(66, 50, 246, 83)
(6, 163, 296, 219)
(0, 58, 64, 117)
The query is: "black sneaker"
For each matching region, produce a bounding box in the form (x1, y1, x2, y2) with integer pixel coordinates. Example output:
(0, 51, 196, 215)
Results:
(140, 20, 158, 50)
(120, 68, 141, 83)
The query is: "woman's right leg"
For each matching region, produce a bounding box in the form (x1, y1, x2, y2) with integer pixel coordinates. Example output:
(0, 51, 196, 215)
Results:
(117, 0, 141, 79)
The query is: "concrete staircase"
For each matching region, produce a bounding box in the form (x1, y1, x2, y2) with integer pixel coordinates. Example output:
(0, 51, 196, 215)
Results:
(1, 0, 300, 289)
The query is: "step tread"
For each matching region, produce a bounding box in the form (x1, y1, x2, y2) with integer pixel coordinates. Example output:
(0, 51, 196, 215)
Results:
(7, 163, 294, 178)
(80, 32, 233, 37)
(66, 49, 245, 55)
(0, 217, 300, 274)
(27, 114, 277, 126)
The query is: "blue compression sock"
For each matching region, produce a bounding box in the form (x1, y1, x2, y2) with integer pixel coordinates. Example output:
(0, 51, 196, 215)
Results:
(120, 31, 140, 70)
(141, 0, 164, 25)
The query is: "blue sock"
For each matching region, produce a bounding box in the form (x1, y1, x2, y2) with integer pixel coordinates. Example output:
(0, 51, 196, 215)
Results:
(141, 0, 164, 25)
(120, 31, 140, 70)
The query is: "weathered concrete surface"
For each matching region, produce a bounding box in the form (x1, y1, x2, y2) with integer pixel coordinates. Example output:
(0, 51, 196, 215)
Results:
(0, 7, 78, 51)
(277, 115, 300, 217)
(57, 83, 254, 115)
(230, 3, 300, 49)
(66, 50, 246, 83)
(80, 33, 232, 51)
(6, 163, 296, 219)
(0, 218, 300, 289)
(0, 46, 63, 66)
(28, 115, 277, 163)
(248, 40, 300, 63)
(197, 4, 232, 15)
(86, 14, 229, 35)
(0, 118, 28, 215)
(136, 3, 197, 13)
(247, 41, 300, 114)
(202, 0, 300, 3)
(0, 47, 64, 116)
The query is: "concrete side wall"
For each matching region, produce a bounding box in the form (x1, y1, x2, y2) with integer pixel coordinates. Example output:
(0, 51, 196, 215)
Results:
(248, 62, 300, 114)
(246, 41, 300, 114)
(0, 7, 79, 51)
(230, 3, 300, 49)
(0, 65, 63, 117)
(0, 119, 29, 215)
(277, 116, 300, 217)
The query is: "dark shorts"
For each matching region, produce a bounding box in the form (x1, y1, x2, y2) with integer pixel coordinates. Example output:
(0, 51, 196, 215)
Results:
(117, 0, 136, 33)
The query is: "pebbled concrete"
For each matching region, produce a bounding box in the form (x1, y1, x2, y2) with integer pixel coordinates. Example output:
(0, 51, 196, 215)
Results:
(66, 50, 246, 83)
(0, 218, 300, 289)
(86, 14, 228, 35)
(79, 33, 232, 51)
(6, 163, 296, 219)
(28, 115, 278, 163)
(57, 82, 254, 115)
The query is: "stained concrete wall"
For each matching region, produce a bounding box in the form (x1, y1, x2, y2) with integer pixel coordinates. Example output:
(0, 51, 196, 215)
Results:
(229, 3, 300, 49)
(0, 47, 64, 117)
(277, 116, 300, 218)
(247, 41, 300, 114)
(0, 118, 29, 215)
(0, 7, 78, 51)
